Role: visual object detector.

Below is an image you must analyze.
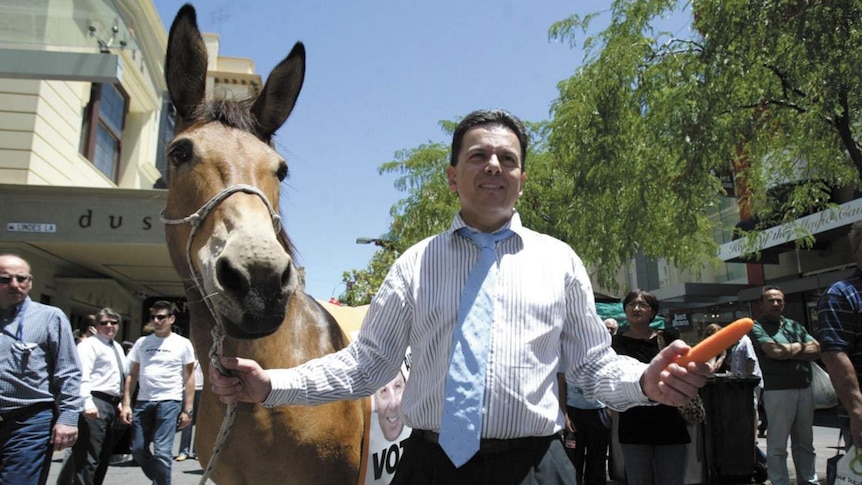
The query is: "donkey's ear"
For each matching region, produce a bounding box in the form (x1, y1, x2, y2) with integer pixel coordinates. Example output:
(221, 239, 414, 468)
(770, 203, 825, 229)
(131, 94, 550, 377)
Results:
(165, 4, 208, 121)
(251, 42, 306, 140)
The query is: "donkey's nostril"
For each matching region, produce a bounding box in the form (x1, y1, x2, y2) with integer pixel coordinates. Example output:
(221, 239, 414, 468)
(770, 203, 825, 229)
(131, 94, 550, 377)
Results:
(217, 257, 248, 296)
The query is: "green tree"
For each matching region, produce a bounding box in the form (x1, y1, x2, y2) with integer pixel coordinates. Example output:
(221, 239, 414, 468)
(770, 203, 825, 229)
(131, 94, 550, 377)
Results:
(339, 133, 456, 305)
(546, 0, 862, 290)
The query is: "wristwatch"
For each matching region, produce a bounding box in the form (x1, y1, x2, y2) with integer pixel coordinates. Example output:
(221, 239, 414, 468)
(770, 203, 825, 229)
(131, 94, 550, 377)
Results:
(182, 409, 194, 417)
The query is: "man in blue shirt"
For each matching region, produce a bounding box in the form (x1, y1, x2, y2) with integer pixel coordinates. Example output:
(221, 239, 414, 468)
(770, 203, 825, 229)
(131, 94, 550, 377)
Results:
(0, 254, 82, 485)
(815, 221, 862, 450)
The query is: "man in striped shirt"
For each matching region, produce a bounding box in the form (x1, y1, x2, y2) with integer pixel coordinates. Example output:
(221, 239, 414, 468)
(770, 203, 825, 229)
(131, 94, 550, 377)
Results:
(0, 254, 82, 485)
(815, 221, 862, 451)
(209, 109, 711, 484)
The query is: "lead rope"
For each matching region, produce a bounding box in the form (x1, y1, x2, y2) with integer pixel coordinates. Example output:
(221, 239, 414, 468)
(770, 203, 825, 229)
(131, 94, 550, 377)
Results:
(160, 184, 282, 485)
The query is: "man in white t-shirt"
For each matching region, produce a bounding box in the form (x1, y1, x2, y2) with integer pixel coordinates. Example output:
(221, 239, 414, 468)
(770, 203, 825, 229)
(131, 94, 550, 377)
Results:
(120, 301, 195, 485)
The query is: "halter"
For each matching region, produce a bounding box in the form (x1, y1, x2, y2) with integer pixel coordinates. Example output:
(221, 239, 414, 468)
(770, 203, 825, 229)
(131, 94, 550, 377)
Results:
(160, 183, 282, 485)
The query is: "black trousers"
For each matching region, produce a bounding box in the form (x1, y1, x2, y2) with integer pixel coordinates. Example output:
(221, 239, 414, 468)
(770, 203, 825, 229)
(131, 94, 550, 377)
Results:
(565, 406, 611, 485)
(56, 395, 122, 485)
(390, 429, 576, 485)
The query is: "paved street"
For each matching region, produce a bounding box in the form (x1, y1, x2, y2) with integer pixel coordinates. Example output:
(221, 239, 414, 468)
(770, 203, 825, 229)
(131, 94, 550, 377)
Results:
(47, 430, 204, 485)
(46, 424, 843, 484)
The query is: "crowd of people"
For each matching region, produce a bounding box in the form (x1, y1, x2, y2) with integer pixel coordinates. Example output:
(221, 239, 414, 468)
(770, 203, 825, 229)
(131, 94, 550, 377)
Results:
(2, 108, 862, 485)
(0, 252, 199, 485)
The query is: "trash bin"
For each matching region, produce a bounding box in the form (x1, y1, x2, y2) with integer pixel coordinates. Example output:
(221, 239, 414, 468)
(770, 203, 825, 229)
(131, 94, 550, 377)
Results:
(701, 374, 761, 484)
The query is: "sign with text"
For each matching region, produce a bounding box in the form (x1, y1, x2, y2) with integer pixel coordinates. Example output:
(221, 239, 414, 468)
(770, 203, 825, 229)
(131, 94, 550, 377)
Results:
(6, 222, 57, 233)
(718, 198, 862, 261)
(670, 312, 693, 331)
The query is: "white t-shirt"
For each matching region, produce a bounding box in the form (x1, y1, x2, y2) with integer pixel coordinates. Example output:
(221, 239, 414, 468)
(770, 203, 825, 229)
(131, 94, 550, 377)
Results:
(129, 333, 196, 401)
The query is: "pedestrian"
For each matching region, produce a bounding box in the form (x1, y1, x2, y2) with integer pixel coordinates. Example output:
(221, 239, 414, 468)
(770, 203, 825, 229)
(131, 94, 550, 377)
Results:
(750, 285, 820, 485)
(175, 360, 202, 462)
(612, 289, 690, 485)
(730, 333, 764, 436)
(814, 221, 862, 450)
(74, 315, 96, 345)
(207, 109, 711, 485)
(603, 318, 618, 336)
(703, 323, 727, 373)
(0, 253, 82, 485)
(57, 307, 128, 485)
(120, 301, 195, 485)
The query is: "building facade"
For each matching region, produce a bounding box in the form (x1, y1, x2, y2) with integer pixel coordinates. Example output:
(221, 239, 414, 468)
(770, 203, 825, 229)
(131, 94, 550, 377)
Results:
(0, 0, 261, 340)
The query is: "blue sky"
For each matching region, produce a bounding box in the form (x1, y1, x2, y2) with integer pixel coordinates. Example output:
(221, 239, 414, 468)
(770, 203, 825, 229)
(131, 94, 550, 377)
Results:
(151, 0, 618, 299)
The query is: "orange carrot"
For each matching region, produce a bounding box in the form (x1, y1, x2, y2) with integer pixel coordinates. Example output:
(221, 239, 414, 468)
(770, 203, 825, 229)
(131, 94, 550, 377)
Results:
(675, 317, 754, 367)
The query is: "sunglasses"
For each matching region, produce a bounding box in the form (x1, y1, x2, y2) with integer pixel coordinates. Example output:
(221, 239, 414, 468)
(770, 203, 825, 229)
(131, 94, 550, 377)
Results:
(151, 314, 170, 321)
(0, 275, 31, 285)
(99, 320, 119, 326)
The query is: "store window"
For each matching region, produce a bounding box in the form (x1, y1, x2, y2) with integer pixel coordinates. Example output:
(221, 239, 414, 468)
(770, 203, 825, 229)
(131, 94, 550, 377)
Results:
(80, 83, 127, 182)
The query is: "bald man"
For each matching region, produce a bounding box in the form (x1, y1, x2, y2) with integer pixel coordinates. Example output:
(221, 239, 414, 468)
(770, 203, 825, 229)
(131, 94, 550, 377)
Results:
(0, 254, 81, 485)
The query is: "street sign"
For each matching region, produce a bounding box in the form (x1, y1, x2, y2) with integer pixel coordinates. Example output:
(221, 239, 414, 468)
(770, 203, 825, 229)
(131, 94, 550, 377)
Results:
(6, 222, 57, 233)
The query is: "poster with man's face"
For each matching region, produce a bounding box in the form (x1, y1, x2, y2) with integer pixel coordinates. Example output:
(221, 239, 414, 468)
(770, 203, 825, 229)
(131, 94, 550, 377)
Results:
(363, 350, 412, 485)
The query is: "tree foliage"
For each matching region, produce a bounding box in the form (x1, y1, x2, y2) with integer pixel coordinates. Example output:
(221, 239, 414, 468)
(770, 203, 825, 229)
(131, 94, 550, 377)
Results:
(546, 0, 862, 289)
(339, 132, 456, 305)
(341, 0, 862, 301)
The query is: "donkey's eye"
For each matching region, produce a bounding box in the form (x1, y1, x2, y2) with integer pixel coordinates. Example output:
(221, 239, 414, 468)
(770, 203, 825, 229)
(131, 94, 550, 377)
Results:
(276, 160, 288, 181)
(168, 141, 193, 166)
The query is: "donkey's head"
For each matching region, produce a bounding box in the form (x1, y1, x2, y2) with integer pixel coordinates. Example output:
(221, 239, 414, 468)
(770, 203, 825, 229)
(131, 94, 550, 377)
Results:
(162, 4, 305, 338)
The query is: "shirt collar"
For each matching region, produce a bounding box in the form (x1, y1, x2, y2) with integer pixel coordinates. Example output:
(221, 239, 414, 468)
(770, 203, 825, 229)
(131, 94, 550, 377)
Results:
(449, 210, 526, 240)
(94, 334, 115, 346)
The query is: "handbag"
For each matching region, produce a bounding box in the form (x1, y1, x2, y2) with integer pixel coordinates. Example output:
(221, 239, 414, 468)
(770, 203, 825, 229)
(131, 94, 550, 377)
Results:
(657, 331, 706, 424)
(830, 445, 862, 485)
(811, 362, 838, 410)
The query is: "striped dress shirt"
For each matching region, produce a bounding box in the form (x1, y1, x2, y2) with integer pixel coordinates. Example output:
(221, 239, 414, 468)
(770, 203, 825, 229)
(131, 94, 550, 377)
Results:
(0, 297, 82, 426)
(267, 212, 650, 438)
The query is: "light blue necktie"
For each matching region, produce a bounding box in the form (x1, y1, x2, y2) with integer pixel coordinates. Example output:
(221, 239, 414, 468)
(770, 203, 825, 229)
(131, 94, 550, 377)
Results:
(439, 227, 514, 467)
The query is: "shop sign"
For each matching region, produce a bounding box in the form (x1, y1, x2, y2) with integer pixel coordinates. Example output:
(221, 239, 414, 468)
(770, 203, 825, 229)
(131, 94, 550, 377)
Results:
(670, 312, 692, 330)
(718, 198, 862, 261)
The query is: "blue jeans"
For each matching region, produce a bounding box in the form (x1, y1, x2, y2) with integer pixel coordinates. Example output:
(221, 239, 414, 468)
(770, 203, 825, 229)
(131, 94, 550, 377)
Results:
(131, 400, 181, 485)
(0, 405, 54, 485)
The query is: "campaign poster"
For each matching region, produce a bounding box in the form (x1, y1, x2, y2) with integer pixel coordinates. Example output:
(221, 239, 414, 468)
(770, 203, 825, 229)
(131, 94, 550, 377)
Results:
(362, 349, 412, 485)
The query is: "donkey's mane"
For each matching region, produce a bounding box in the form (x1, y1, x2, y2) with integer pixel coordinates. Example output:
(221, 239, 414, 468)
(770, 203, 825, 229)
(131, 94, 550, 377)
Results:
(191, 98, 272, 143)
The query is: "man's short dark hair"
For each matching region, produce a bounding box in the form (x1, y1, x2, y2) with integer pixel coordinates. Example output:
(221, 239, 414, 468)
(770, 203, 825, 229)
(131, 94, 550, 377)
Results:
(150, 300, 177, 316)
(450, 109, 529, 170)
(760, 285, 783, 301)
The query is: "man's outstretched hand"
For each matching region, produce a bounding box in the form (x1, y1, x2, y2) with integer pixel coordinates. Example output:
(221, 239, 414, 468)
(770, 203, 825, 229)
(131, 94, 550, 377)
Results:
(641, 339, 712, 406)
(209, 357, 272, 404)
